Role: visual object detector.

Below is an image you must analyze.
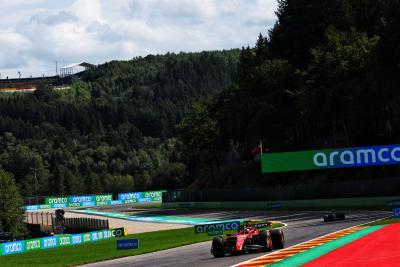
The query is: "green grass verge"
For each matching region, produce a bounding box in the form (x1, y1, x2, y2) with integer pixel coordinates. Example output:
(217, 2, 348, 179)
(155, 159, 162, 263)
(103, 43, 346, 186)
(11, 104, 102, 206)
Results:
(365, 217, 400, 226)
(0, 223, 283, 267)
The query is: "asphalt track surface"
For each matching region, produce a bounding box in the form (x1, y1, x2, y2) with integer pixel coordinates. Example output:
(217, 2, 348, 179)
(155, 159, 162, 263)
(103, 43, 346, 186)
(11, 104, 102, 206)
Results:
(81, 210, 390, 267)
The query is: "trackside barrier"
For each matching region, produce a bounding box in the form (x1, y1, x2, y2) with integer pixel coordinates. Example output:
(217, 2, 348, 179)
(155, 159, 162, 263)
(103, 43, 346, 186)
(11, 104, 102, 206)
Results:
(194, 221, 241, 234)
(162, 196, 400, 210)
(163, 177, 400, 202)
(118, 190, 166, 203)
(24, 190, 166, 211)
(0, 228, 125, 256)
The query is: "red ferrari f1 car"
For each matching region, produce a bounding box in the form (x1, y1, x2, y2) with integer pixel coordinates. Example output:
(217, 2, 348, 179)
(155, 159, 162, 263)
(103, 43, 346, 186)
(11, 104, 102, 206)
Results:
(211, 221, 284, 257)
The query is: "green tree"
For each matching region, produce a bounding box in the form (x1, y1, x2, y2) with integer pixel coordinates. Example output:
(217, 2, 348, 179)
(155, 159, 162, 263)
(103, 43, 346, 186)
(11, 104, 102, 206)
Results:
(177, 100, 222, 182)
(154, 163, 187, 188)
(103, 174, 134, 194)
(269, 0, 353, 68)
(0, 169, 26, 237)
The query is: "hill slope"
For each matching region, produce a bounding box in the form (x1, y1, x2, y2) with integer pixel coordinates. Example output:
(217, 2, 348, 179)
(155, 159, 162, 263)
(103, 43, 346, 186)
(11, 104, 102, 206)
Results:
(0, 50, 240, 196)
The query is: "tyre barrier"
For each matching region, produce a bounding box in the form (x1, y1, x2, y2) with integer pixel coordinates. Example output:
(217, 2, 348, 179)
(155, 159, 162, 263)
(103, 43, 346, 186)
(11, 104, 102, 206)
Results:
(0, 227, 126, 256)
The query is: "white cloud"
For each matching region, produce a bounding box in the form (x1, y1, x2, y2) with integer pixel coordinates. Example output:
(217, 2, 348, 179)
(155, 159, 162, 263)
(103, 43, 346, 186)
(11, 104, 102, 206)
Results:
(0, 0, 278, 78)
(0, 30, 31, 69)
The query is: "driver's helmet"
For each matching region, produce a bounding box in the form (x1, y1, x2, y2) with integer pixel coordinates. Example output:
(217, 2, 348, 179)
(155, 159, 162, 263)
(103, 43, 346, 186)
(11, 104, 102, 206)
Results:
(239, 227, 249, 234)
(244, 228, 253, 234)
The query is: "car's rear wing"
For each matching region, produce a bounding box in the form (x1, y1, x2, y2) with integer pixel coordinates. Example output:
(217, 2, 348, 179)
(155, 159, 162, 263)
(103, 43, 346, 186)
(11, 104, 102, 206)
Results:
(243, 220, 273, 229)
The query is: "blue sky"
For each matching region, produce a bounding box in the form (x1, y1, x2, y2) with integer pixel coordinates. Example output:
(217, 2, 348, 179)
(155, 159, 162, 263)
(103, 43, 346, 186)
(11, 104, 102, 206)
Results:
(0, 0, 277, 78)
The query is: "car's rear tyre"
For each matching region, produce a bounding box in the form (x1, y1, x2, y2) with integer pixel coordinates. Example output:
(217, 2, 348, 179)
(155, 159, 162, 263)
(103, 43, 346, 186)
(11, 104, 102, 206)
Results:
(212, 236, 225, 258)
(259, 230, 273, 251)
(270, 229, 284, 249)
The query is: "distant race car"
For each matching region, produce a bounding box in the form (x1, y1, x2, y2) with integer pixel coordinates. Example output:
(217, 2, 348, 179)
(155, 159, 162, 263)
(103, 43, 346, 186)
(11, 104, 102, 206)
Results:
(323, 211, 346, 222)
(211, 221, 284, 257)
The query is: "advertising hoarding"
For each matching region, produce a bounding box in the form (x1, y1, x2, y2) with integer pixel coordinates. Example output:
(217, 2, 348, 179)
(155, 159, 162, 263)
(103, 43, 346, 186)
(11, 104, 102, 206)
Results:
(44, 194, 113, 207)
(262, 144, 400, 173)
(0, 228, 125, 256)
(117, 239, 139, 250)
(194, 221, 241, 234)
(118, 190, 166, 203)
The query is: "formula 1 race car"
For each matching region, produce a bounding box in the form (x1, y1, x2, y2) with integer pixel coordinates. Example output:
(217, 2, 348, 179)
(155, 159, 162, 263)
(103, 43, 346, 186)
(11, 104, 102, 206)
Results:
(323, 211, 346, 222)
(211, 221, 284, 257)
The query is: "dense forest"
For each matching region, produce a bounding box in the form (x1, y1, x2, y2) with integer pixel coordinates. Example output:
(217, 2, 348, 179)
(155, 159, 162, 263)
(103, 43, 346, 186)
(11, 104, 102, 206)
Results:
(179, 0, 400, 188)
(0, 50, 240, 197)
(1, 0, 400, 196)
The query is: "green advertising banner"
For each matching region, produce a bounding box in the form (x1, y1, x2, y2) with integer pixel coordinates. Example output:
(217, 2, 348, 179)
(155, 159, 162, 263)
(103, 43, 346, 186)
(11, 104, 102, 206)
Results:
(262, 150, 318, 173)
(45, 194, 113, 206)
(25, 238, 42, 252)
(94, 194, 113, 204)
(262, 144, 400, 173)
(141, 190, 165, 202)
(82, 233, 92, 243)
(58, 235, 72, 247)
(45, 197, 69, 205)
(118, 190, 166, 203)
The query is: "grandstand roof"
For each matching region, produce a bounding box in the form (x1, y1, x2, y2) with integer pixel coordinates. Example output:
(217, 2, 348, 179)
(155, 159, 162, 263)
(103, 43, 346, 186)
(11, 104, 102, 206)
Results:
(60, 62, 96, 69)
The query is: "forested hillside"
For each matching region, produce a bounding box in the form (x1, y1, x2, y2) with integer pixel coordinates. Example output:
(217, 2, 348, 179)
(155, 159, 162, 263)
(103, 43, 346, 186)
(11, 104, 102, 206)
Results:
(179, 0, 400, 189)
(2, 0, 399, 195)
(0, 50, 240, 196)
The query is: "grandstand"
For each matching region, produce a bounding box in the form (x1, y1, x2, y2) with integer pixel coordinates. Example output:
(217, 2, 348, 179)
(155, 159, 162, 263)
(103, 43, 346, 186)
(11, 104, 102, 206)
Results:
(60, 62, 95, 77)
(0, 62, 96, 93)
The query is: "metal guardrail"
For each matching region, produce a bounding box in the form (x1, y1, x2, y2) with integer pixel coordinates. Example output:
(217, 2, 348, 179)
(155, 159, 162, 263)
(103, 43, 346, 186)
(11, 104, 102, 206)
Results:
(163, 177, 400, 202)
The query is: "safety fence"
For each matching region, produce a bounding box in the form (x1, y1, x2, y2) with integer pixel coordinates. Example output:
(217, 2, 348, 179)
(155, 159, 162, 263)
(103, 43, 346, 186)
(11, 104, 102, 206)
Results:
(25, 212, 109, 233)
(64, 217, 109, 233)
(25, 212, 53, 226)
(162, 195, 400, 210)
(24, 190, 166, 211)
(0, 227, 125, 256)
(162, 177, 400, 202)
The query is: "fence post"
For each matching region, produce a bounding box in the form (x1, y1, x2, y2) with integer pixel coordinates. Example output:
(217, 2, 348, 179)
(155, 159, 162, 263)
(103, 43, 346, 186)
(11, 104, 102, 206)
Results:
(51, 213, 55, 233)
